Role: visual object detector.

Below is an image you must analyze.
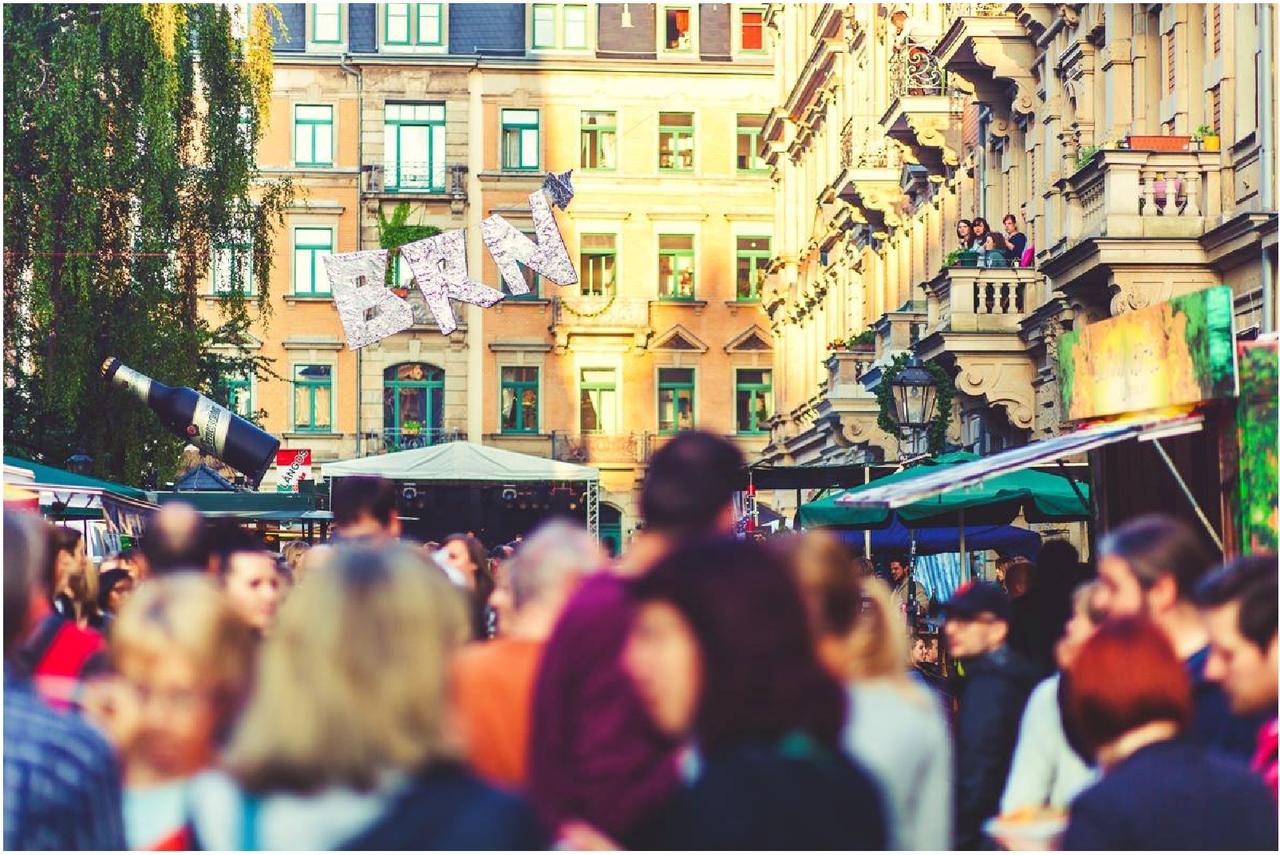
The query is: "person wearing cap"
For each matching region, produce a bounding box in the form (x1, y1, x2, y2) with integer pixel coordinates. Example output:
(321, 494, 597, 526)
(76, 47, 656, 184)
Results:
(942, 581, 1038, 850)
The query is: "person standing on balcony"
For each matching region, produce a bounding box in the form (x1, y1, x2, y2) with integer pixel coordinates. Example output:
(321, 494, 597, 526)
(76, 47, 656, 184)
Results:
(889, 5, 929, 52)
(956, 218, 975, 251)
(1002, 214, 1028, 262)
(981, 233, 1012, 268)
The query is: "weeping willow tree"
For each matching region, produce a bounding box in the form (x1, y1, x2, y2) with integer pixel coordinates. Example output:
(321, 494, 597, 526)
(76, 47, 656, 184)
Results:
(4, 4, 292, 485)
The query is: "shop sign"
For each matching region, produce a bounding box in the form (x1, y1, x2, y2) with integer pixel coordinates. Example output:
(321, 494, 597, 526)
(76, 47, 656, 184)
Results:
(276, 449, 312, 493)
(1059, 286, 1237, 421)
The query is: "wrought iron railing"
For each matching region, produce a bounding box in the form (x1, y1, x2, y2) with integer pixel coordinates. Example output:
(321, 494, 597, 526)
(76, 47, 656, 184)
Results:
(889, 44, 947, 100)
(550, 431, 649, 465)
(376, 427, 464, 453)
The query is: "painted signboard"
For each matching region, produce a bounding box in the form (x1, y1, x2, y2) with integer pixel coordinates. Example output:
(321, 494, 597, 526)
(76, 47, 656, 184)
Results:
(1058, 286, 1237, 421)
(1236, 336, 1278, 552)
(275, 449, 312, 493)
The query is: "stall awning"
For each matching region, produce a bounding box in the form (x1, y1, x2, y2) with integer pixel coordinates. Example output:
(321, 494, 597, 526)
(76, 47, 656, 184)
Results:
(835, 413, 1201, 510)
(154, 490, 316, 520)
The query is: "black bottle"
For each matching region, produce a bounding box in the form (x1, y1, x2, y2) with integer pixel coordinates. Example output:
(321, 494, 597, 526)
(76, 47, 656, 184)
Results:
(101, 357, 280, 489)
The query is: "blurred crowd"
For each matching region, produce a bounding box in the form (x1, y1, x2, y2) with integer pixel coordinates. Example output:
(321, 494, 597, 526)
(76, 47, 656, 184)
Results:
(4, 431, 1277, 850)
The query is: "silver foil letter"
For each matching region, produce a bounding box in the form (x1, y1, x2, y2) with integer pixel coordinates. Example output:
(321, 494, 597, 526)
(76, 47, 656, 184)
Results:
(399, 229, 505, 336)
(481, 188, 579, 296)
(325, 250, 414, 349)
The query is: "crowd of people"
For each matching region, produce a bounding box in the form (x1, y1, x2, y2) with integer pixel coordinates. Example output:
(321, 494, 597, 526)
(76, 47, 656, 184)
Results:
(954, 215, 1031, 269)
(4, 430, 1277, 850)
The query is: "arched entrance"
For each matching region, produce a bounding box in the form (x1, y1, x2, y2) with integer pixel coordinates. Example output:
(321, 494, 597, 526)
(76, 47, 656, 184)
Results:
(599, 503, 623, 557)
(383, 362, 444, 449)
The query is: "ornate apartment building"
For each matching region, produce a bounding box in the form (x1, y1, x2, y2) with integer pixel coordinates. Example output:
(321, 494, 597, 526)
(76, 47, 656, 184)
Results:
(201, 3, 774, 543)
(759, 3, 1276, 516)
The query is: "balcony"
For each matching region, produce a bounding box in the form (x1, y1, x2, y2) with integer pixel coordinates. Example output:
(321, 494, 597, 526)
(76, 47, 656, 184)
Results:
(933, 5, 1035, 116)
(550, 431, 649, 466)
(880, 46, 962, 173)
(920, 264, 1039, 337)
(836, 121, 906, 230)
(371, 427, 464, 455)
(1044, 149, 1227, 318)
(549, 295, 653, 351)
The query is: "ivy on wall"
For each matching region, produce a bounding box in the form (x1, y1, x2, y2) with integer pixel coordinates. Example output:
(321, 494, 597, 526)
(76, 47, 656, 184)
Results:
(377, 202, 441, 286)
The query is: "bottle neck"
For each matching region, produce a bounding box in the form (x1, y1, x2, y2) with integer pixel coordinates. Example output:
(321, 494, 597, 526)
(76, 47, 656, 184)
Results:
(110, 363, 154, 402)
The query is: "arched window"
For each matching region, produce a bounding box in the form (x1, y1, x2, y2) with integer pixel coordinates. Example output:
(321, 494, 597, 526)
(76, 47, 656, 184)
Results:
(383, 363, 444, 449)
(599, 503, 623, 557)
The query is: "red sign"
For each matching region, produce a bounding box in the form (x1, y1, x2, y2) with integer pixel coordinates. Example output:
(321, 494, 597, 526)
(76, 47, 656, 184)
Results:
(275, 449, 312, 493)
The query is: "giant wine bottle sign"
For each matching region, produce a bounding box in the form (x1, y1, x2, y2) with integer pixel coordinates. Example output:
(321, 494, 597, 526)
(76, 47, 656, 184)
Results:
(327, 171, 577, 349)
(102, 358, 280, 489)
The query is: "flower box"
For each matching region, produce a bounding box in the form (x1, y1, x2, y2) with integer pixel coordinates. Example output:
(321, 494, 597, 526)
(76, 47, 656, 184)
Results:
(1126, 134, 1192, 152)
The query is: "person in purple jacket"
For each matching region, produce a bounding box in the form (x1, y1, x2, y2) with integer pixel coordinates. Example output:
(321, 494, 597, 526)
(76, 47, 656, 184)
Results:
(526, 431, 744, 846)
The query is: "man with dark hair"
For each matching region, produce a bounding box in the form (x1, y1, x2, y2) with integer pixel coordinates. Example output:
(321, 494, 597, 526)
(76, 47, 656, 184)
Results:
(1194, 554, 1279, 794)
(331, 475, 401, 543)
(139, 501, 211, 576)
(1096, 514, 1264, 759)
(529, 431, 745, 846)
(4, 511, 126, 850)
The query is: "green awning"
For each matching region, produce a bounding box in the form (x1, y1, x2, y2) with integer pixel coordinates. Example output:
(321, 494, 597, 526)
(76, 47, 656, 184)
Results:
(154, 490, 316, 519)
(4, 455, 151, 501)
(799, 452, 1091, 529)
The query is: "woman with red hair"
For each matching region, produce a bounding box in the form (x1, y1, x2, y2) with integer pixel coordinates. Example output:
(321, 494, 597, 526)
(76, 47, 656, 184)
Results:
(1061, 617, 1276, 849)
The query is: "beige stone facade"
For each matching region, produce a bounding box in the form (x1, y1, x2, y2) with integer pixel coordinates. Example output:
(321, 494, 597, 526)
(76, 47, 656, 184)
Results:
(758, 3, 1276, 518)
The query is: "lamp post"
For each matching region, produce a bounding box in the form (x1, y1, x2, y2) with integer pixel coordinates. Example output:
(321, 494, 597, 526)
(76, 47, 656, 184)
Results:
(889, 356, 939, 461)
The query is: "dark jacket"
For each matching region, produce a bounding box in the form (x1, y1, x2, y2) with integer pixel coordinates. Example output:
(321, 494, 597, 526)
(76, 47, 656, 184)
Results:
(952, 646, 1038, 850)
(635, 736, 887, 850)
(1062, 739, 1277, 850)
(1185, 645, 1271, 760)
(341, 764, 545, 850)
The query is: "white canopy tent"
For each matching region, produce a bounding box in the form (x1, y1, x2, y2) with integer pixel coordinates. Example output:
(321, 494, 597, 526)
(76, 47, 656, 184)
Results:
(321, 441, 602, 535)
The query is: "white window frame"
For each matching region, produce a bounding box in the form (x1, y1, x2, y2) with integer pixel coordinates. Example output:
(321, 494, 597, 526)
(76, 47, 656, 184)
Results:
(379, 2, 449, 54)
(307, 3, 347, 52)
(657, 3, 698, 56)
(528, 3, 594, 53)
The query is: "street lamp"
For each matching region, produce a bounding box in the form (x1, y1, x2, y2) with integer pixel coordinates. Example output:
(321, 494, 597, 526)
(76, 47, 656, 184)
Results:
(890, 356, 938, 459)
(64, 452, 92, 475)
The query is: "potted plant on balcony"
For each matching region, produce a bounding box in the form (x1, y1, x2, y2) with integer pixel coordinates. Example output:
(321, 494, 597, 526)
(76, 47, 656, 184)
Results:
(1193, 124, 1221, 152)
(400, 419, 422, 438)
(1125, 132, 1192, 152)
(944, 248, 979, 268)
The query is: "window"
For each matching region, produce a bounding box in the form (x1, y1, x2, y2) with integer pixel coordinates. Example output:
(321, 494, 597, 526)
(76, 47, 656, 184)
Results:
(384, 102, 446, 192)
(292, 227, 333, 295)
(1165, 31, 1175, 94)
(1211, 85, 1221, 135)
(384, 3, 443, 46)
(663, 6, 692, 51)
(564, 4, 588, 48)
(384, 363, 445, 448)
(580, 368, 617, 434)
(501, 366, 539, 433)
(513, 232, 541, 298)
(736, 114, 767, 172)
(531, 3, 587, 50)
(293, 365, 333, 432)
(501, 109, 540, 171)
(532, 4, 556, 48)
(579, 234, 616, 297)
(294, 105, 333, 167)
(739, 8, 764, 52)
(1212, 4, 1221, 56)
(735, 236, 770, 300)
(212, 241, 253, 294)
(215, 373, 253, 419)
(312, 3, 342, 43)
(657, 368, 695, 433)
(657, 234, 695, 300)
(735, 369, 772, 434)
(658, 112, 694, 171)
(581, 110, 617, 170)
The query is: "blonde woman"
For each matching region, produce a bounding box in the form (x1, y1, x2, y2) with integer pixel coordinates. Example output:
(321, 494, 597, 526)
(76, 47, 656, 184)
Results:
(188, 545, 544, 850)
(111, 575, 257, 850)
(786, 532, 954, 850)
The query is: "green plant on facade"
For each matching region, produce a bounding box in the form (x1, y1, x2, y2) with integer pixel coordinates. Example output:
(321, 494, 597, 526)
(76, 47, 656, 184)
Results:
(874, 352, 956, 456)
(1193, 124, 1215, 140)
(1074, 145, 1101, 172)
(377, 202, 442, 285)
(847, 328, 877, 348)
(3, 4, 293, 484)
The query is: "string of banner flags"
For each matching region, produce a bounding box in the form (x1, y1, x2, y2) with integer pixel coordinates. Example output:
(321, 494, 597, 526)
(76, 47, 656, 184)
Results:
(325, 170, 578, 348)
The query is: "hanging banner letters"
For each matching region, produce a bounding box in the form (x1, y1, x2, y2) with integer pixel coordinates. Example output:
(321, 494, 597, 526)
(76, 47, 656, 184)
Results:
(324, 250, 414, 350)
(399, 229, 505, 336)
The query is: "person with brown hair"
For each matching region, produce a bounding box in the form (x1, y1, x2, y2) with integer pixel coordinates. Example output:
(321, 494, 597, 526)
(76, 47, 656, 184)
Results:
(1060, 617, 1276, 849)
(786, 532, 952, 850)
(440, 532, 495, 640)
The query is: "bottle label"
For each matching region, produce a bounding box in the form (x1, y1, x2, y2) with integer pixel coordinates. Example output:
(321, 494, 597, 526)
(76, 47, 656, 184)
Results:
(111, 364, 153, 401)
(192, 396, 233, 457)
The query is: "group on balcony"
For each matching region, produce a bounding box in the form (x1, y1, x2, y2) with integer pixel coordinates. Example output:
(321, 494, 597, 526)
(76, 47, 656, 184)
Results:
(954, 214, 1031, 269)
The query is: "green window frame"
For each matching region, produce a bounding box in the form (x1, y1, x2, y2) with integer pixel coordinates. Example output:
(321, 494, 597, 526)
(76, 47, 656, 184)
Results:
(416, 3, 443, 45)
(580, 110, 617, 170)
(293, 227, 333, 295)
(294, 104, 334, 167)
(662, 6, 692, 51)
(212, 241, 254, 295)
(384, 3, 411, 44)
(384, 3, 443, 46)
(659, 112, 694, 172)
(500, 366, 540, 433)
(384, 363, 445, 447)
(579, 368, 617, 434)
(384, 102, 446, 192)
(739, 8, 766, 53)
(736, 114, 767, 172)
(311, 3, 342, 44)
(563, 4, 588, 49)
(657, 368, 695, 434)
(579, 234, 616, 297)
(735, 368, 773, 435)
(293, 365, 333, 432)
(532, 4, 556, 48)
(735, 235, 770, 301)
(501, 109, 540, 171)
(216, 374, 254, 419)
(657, 234, 695, 300)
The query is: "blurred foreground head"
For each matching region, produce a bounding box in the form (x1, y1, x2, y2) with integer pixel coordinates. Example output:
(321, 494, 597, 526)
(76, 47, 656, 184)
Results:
(331, 476, 401, 543)
(1194, 555, 1279, 716)
(4, 511, 46, 655)
(640, 431, 744, 540)
(223, 544, 470, 792)
(1096, 514, 1213, 619)
(141, 502, 211, 576)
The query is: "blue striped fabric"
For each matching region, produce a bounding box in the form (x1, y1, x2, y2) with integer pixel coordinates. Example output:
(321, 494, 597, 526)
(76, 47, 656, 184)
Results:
(4, 669, 125, 851)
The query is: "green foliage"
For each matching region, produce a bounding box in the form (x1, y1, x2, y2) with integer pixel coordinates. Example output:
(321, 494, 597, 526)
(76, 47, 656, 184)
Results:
(847, 328, 877, 348)
(377, 203, 441, 285)
(1193, 124, 1216, 140)
(1237, 345, 1279, 551)
(874, 353, 956, 456)
(1074, 145, 1101, 172)
(3, 4, 292, 483)
(943, 248, 979, 268)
